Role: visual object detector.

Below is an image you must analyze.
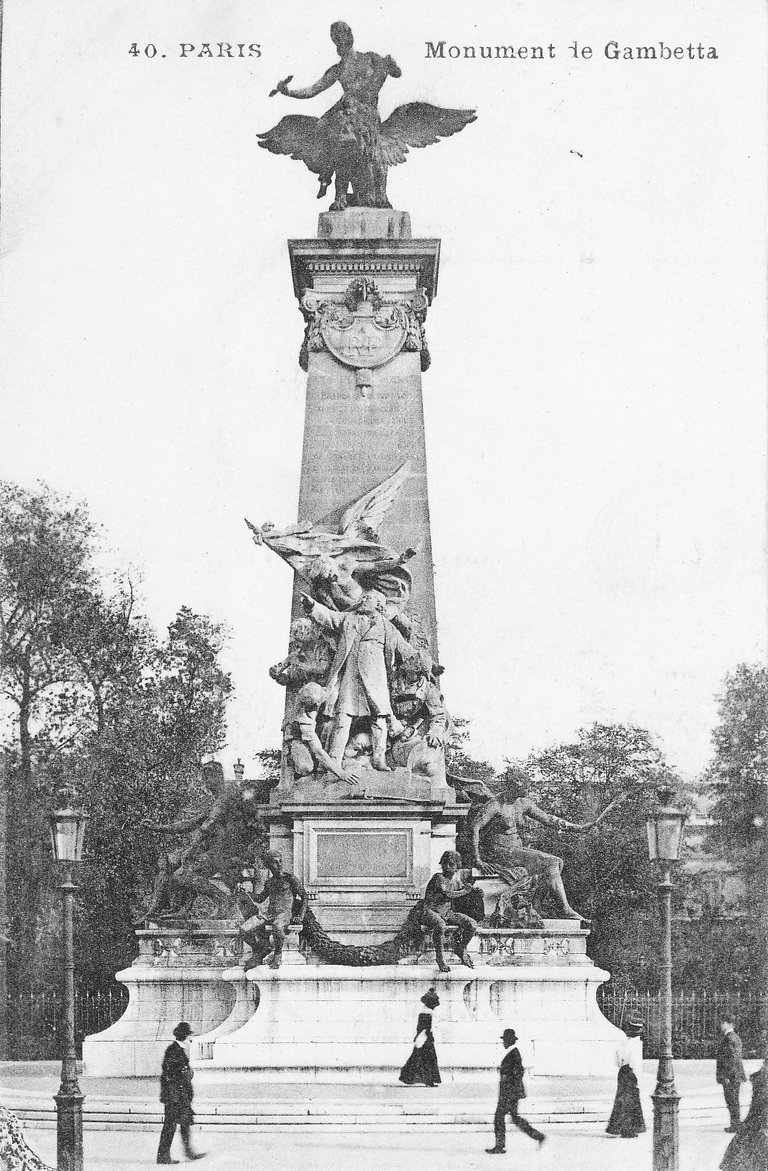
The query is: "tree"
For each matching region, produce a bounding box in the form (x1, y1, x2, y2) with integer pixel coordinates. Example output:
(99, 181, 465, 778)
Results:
(0, 481, 234, 990)
(705, 664, 768, 875)
(77, 608, 233, 985)
(0, 481, 109, 987)
(701, 665, 768, 1028)
(525, 723, 679, 983)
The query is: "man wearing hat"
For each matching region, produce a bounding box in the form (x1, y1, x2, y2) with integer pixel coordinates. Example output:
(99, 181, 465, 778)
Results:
(716, 1017, 747, 1132)
(157, 1023, 205, 1164)
(486, 1027, 545, 1154)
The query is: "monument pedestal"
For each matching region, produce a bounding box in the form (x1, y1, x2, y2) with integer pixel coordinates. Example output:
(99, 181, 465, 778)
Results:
(83, 921, 621, 1080)
(82, 923, 243, 1077)
(269, 796, 464, 944)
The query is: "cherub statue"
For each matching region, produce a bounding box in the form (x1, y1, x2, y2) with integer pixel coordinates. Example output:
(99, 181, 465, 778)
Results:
(259, 22, 476, 210)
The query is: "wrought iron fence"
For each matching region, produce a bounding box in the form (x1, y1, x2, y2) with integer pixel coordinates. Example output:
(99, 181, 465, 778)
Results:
(597, 986, 768, 1060)
(5, 987, 129, 1060)
(2, 984, 764, 1062)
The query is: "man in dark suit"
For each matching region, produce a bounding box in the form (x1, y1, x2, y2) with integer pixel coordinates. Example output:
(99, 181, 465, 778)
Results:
(157, 1022, 206, 1164)
(716, 1017, 747, 1132)
(486, 1027, 545, 1154)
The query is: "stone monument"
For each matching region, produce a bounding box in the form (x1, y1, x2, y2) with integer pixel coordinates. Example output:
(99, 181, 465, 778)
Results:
(83, 21, 622, 1082)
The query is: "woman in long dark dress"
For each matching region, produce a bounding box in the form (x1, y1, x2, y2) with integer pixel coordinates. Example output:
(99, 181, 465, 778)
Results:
(606, 1014, 647, 1137)
(399, 988, 441, 1087)
(721, 1063, 768, 1171)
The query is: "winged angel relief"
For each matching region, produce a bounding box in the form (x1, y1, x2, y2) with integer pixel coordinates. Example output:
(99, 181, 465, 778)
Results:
(258, 22, 476, 210)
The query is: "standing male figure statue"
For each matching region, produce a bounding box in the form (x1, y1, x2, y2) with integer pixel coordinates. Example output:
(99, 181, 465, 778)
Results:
(301, 588, 414, 770)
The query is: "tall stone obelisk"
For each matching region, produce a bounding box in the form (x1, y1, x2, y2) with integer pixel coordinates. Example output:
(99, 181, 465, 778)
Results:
(266, 209, 462, 943)
(289, 211, 439, 651)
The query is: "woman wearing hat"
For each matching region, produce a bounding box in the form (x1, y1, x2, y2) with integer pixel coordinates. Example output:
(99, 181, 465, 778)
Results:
(398, 988, 441, 1087)
(606, 1013, 647, 1138)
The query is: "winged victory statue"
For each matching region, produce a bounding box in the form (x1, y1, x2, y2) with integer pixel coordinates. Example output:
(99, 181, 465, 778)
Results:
(258, 22, 476, 210)
(245, 461, 417, 622)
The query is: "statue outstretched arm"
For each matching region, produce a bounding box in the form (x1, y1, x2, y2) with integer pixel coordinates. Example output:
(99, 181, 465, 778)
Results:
(301, 722, 360, 787)
(301, 594, 343, 631)
(274, 64, 339, 100)
(524, 799, 592, 833)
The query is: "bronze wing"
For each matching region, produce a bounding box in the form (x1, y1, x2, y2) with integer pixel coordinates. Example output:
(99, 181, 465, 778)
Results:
(380, 103, 477, 167)
(257, 115, 326, 178)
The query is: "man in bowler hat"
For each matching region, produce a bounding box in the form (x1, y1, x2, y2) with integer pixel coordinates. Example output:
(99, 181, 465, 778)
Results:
(157, 1022, 206, 1164)
(486, 1027, 545, 1153)
(716, 1017, 747, 1132)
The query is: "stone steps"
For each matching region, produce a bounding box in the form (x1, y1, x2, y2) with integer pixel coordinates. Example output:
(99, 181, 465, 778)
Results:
(5, 1089, 724, 1130)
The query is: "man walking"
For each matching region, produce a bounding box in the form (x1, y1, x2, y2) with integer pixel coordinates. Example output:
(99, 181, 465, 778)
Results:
(157, 1022, 206, 1164)
(486, 1028, 545, 1154)
(716, 1017, 747, 1133)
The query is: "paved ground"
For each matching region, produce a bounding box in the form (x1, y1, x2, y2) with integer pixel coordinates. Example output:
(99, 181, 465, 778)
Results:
(18, 1118, 739, 1171)
(6, 1060, 753, 1170)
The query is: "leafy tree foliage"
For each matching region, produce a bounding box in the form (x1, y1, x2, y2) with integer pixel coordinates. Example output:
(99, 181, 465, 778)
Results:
(525, 723, 680, 977)
(696, 665, 768, 1008)
(0, 482, 233, 990)
(705, 664, 768, 874)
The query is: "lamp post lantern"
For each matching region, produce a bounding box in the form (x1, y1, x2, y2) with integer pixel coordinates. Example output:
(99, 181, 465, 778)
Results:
(48, 785, 89, 1171)
(646, 786, 687, 1171)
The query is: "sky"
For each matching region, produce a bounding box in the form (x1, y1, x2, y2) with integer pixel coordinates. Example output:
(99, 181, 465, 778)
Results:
(1, 0, 765, 782)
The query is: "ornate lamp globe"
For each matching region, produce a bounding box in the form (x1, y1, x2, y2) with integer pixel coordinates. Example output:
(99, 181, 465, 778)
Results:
(48, 785, 89, 864)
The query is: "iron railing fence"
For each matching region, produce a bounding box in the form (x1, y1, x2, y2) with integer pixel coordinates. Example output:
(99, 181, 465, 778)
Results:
(597, 986, 768, 1060)
(1, 985, 764, 1062)
(5, 987, 129, 1060)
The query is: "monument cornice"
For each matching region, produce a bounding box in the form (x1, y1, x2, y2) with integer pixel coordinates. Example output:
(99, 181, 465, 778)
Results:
(272, 800, 468, 818)
(287, 237, 441, 304)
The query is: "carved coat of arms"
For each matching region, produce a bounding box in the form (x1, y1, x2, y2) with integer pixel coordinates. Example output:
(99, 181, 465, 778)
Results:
(300, 276, 429, 373)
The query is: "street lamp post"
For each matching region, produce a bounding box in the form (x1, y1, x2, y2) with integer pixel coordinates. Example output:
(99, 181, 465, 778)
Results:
(646, 786, 687, 1171)
(48, 786, 89, 1171)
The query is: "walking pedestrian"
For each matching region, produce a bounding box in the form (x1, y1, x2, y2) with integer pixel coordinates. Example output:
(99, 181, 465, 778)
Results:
(486, 1027, 545, 1154)
(157, 1022, 206, 1165)
(399, 987, 441, 1087)
(717, 1017, 747, 1133)
(606, 1012, 646, 1137)
(721, 1062, 768, 1171)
